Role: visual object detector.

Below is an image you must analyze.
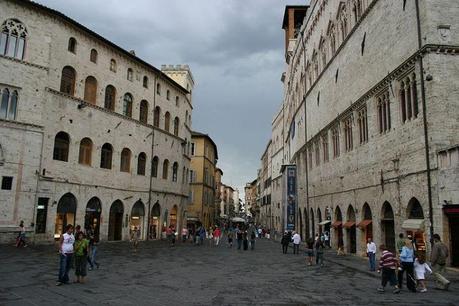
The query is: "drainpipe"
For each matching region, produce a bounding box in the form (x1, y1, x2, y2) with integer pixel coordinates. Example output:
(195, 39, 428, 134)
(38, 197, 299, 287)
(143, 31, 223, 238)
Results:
(31, 130, 45, 244)
(415, 0, 434, 243)
(300, 31, 310, 239)
(147, 74, 158, 240)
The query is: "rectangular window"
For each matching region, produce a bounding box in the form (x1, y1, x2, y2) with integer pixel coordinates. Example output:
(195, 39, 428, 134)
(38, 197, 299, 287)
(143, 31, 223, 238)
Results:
(1, 176, 13, 190)
(191, 143, 195, 156)
(332, 127, 340, 158)
(315, 142, 320, 166)
(344, 116, 353, 152)
(0, 33, 7, 55)
(322, 134, 329, 163)
(35, 198, 49, 233)
(358, 106, 368, 144)
(6, 35, 17, 57)
(189, 170, 194, 183)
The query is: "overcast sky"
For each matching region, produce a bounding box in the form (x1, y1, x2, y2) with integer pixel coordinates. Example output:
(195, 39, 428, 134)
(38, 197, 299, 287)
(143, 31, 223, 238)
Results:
(39, 0, 306, 199)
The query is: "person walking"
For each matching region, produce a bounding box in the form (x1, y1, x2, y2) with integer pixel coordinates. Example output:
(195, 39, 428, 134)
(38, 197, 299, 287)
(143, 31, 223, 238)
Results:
(242, 231, 249, 251)
(398, 239, 416, 292)
(236, 229, 243, 250)
(305, 238, 315, 266)
(366, 238, 377, 272)
(227, 231, 234, 248)
(56, 224, 75, 286)
(213, 227, 221, 246)
(170, 225, 176, 246)
(74, 231, 89, 284)
(316, 239, 325, 267)
(324, 231, 330, 248)
(292, 231, 301, 255)
(87, 225, 100, 270)
(414, 254, 432, 292)
(377, 244, 400, 294)
(281, 231, 290, 254)
(199, 226, 206, 246)
(250, 230, 256, 250)
(430, 233, 450, 290)
(181, 227, 188, 243)
(16, 220, 27, 248)
(131, 227, 140, 252)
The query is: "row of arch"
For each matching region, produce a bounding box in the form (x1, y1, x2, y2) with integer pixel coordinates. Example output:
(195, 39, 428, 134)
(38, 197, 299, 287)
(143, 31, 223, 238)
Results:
(53, 132, 188, 182)
(56, 192, 180, 241)
(60, 66, 185, 136)
(298, 197, 424, 252)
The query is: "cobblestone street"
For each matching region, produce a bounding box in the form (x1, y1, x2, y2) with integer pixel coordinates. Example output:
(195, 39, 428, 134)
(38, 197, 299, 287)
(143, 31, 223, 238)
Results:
(1, 239, 458, 305)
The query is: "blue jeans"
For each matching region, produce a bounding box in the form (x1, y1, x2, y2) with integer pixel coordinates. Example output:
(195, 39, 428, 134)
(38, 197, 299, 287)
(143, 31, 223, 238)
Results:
(89, 245, 99, 268)
(237, 239, 242, 249)
(368, 252, 376, 271)
(58, 253, 73, 283)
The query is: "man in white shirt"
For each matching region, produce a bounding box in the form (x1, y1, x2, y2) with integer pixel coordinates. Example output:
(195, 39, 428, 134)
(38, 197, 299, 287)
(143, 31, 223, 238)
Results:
(292, 231, 301, 255)
(366, 238, 377, 271)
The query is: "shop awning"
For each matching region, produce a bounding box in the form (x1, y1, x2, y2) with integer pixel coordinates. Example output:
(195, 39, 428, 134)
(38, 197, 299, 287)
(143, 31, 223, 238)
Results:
(402, 219, 425, 230)
(331, 221, 342, 228)
(318, 220, 331, 226)
(187, 217, 200, 222)
(357, 219, 372, 229)
(443, 205, 459, 214)
(343, 221, 356, 228)
(231, 217, 246, 223)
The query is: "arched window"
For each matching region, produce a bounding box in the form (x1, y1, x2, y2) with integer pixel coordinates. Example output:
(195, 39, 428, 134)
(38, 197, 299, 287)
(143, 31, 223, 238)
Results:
(153, 106, 161, 127)
(152, 156, 159, 177)
(175, 96, 179, 106)
(172, 162, 178, 182)
(0, 88, 17, 120)
(127, 68, 133, 81)
(104, 85, 116, 111)
(0, 19, 28, 60)
(123, 93, 133, 117)
(400, 81, 407, 122)
(164, 112, 170, 132)
(139, 100, 148, 123)
(110, 59, 117, 72)
(60, 66, 76, 95)
(411, 73, 419, 118)
(173, 117, 179, 136)
(90, 49, 98, 63)
(162, 159, 169, 179)
(143, 76, 148, 88)
(137, 152, 146, 175)
(68, 37, 76, 53)
(166, 90, 170, 100)
(78, 137, 92, 165)
(156, 83, 161, 95)
(53, 131, 70, 161)
(100, 143, 113, 169)
(84, 76, 97, 104)
(120, 148, 131, 172)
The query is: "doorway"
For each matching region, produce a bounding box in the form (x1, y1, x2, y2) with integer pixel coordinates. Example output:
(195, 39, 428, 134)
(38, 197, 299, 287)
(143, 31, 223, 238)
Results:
(54, 193, 77, 239)
(85, 197, 101, 241)
(381, 201, 395, 252)
(108, 200, 124, 241)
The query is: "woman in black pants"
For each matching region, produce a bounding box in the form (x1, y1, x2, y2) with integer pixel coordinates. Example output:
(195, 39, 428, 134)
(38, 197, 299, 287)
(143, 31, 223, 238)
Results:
(281, 231, 290, 254)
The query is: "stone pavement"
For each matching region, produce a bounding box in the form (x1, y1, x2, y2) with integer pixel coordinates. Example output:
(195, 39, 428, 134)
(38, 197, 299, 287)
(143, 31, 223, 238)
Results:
(0, 238, 458, 306)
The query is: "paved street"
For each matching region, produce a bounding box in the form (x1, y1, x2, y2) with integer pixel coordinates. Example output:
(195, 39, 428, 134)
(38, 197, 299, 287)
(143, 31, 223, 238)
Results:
(1, 239, 458, 306)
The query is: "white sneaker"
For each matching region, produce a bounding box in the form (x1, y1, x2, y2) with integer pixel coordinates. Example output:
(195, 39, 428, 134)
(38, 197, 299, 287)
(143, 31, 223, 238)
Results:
(420, 288, 427, 293)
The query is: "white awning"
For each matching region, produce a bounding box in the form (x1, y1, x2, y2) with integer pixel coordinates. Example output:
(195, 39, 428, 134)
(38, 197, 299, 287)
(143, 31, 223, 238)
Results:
(187, 217, 200, 222)
(402, 219, 425, 230)
(231, 217, 246, 223)
(318, 220, 331, 225)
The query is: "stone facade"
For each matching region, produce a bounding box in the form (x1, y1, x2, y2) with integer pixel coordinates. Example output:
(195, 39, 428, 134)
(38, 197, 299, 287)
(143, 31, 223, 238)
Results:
(0, 0, 194, 243)
(256, 0, 459, 265)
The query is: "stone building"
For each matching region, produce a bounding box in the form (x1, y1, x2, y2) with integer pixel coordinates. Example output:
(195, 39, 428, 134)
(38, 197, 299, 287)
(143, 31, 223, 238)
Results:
(0, 0, 194, 243)
(259, 140, 273, 228)
(244, 179, 257, 218)
(256, 0, 459, 265)
(189, 131, 218, 228)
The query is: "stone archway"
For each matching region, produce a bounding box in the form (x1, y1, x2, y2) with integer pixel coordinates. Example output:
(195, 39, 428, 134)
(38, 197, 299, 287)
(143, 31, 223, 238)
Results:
(150, 202, 161, 239)
(310, 208, 315, 239)
(108, 200, 124, 241)
(85, 197, 102, 241)
(55, 193, 77, 239)
(381, 201, 395, 252)
(333, 206, 344, 249)
(130, 200, 145, 239)
(345, 205, 357, 254)
(169, 205, 178, 229)
(358, 203, 373, 248)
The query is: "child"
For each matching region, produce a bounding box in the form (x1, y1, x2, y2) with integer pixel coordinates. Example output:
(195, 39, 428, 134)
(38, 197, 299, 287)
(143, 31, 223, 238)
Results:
(414, 255, 432, 292)
(377, 244, 400, 294)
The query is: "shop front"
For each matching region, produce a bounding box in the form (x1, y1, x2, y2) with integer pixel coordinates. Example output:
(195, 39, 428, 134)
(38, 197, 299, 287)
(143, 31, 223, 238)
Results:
(54, 193, 77, 239)
(150, 202, 161, 239)
(403, 198, 427, 254)
(130, 200, 145, 239)
(85, 197, 101, 241)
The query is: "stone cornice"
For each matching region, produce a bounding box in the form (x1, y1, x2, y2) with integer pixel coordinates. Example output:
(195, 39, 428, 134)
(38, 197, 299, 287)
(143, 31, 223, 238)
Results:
(0, 54, 49, 71)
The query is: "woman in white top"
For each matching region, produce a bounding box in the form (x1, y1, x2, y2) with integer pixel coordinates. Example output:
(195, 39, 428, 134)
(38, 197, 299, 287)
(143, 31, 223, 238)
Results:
(414, 255, 432, 292)
(57, 224, 75, 286)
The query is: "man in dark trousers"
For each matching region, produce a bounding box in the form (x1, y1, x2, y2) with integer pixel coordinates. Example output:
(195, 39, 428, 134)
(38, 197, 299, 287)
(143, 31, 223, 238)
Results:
(281, 231, 290, 254)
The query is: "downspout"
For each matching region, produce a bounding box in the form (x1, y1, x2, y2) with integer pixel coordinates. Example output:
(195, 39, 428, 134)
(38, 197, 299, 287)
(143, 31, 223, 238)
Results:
(300, 31, 310, 240)
(415, 0, 434, 243)
(31, 130, 45, 244)
(147, 74, 158, 240)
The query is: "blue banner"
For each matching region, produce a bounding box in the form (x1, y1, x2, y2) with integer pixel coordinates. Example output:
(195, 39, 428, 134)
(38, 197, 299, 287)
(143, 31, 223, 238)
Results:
(286, 166, 296, 231)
